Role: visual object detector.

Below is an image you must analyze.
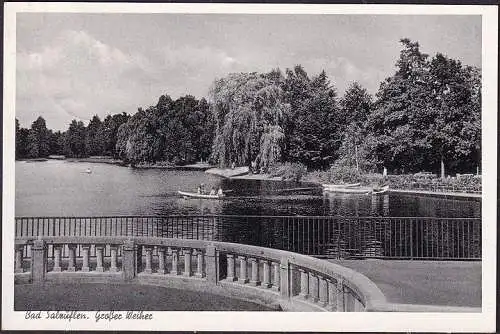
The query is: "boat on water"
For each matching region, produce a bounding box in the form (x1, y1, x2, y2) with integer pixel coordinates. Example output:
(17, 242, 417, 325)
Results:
(178, 190, 224, 199)
(372, 185, 390, 195)
(85, 168, 92, 174)
(322, 182, 361, 189)
(323, 186, 372, 194)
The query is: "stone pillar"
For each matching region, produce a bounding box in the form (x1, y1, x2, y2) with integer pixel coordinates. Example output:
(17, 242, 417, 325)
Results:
(195, 249, 204, 278)
(319, 277, 328, 307)
(238, 256, 248, 284)
(272, 261, 280, 291)
(183, 248, 192, 277)
(67, 245, 76, 272)
(344, 289, 355, 312)
(226, 254, 236, 281)
(81, 244, 91, 272)
(310, 273, 319, 302)
(144, 246, 153, 274)
(205, 244, 217, 284)
(279, 257, 290, 298)
(15, 244, 24, 273)
(336, 278, 345, 312)
(157, 247, 166, 274)
(262, 260, 271, 288)
(31, 239, 46, 283)
(122, 240, 136, 281)
(327, 279, 337, 311)
(299, 268, 309, 299)
(53, 244, 62, 272)
(249, 258, 260, 286)
(110, 245, 118, 272)
(170, 248, 179, 275)
(95, 244, 105, 272)
(135, 245, 143, 274)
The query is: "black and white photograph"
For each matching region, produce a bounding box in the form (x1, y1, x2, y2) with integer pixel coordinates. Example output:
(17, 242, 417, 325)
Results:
(2, 2, 497, 332)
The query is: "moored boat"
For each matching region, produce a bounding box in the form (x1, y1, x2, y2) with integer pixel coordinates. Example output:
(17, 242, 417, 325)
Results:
(322, 182, 361, 189)
(178, 190, 224, 199)
(372, 185, 390, 195)
(323, 186, 372, 194)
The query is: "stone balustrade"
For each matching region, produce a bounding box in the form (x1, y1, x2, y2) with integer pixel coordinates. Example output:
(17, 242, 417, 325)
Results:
(14, 236, 389, 312)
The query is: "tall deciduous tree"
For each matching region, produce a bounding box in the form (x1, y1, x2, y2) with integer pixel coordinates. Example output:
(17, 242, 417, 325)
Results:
(426, 54, 481, 176)
(85, 115, 103, 156)
(284, 67, 340, 169)
(26, 116, 50, 158)
(64, 120, 87, 158)
(15, 119, 30, 159)
(336, 82, 376, 172)
(209, 72, 289, 169)
(368, 39, 432, 173)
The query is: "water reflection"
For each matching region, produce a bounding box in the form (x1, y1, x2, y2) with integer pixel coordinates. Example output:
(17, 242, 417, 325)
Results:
(16, 161, 480, 218)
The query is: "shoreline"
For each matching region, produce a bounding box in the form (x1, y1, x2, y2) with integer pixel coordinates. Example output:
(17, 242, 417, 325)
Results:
(17, 159, 482, 199)
(206, 167, 481, 199)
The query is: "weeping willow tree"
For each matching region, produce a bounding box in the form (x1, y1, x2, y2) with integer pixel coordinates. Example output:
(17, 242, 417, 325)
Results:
(209, 72, 289, 169)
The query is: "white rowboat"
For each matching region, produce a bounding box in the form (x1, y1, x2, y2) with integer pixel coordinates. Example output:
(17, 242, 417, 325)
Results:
(178, 190, 224, 199)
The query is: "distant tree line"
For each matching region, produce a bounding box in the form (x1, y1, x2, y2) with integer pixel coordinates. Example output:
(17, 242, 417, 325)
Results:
(16, 113, 131, 159)
(16, 39, 481, 176)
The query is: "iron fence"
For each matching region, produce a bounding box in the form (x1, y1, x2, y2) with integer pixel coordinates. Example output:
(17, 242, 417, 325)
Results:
(15, 215, 481, 260)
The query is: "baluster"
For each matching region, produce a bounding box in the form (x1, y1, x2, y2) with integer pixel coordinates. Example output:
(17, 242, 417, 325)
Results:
(195, 249, 204, 277)
(15, 244, 24, 273)
(262, 260, 271, 288)
(319, 277, 328, 307)
(53, 244, 62, 272)
(81, 244, 91, 272)
(249, 258, 260, 286)
(272, 262, 280, 291)
(67, 245, 76, 272)
(299, 268, 309, 298)
(310, 273, 319, 302)
(327, 279, 337, 311)
(110, 245, 118, 272)
(226, 254, 236, 281)
(95, 244, 105, 272)
(170, 248, 179, 275)
(157, 247, 166, 274)
(144, 246, 153, 274)
(183, 248, 192, 276)
(336, 278, 345, 311)
(238, 256, 248, 284)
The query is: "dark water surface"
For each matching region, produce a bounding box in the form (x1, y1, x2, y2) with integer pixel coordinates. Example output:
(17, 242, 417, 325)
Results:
(16, 160, 480, 218)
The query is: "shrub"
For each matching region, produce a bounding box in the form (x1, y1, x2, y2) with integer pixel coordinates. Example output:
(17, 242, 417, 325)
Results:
(269, 162, 307, 182)
(327, 164, 362, 183)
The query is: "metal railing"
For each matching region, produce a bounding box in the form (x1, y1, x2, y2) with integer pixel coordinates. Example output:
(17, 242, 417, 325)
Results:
(15, 215, 481, 260)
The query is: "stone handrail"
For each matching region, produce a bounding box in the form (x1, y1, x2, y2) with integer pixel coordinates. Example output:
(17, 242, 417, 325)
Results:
(14, 235, 389, 311)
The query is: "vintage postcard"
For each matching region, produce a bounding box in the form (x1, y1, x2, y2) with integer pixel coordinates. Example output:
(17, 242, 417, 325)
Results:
(2, 2, 497, 332)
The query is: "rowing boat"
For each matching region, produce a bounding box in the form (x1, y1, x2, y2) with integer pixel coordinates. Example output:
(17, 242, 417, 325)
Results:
(322, 183, 360, 189)
(178, 190, 224, 199)
(323, 186, 372, 194)
(372, 185, 390, 195)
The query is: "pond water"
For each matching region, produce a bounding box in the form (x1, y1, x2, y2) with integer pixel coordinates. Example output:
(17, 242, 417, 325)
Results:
(16, 160, 480, 218)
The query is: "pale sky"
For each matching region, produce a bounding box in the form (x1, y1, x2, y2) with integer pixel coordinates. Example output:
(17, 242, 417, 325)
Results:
(16, 13, 481, 131)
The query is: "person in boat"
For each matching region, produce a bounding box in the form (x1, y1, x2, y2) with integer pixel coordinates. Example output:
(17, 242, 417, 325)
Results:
(217, 187, 224, 197)
(209, 187, 216, 196)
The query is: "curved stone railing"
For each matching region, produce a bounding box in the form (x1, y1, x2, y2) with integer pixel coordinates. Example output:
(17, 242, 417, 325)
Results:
(14, 235, 389, 311)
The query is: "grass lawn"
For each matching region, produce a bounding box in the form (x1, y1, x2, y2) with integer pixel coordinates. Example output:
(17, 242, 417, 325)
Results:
(15, 283, 276, 311)
(329, 259, 481, 307)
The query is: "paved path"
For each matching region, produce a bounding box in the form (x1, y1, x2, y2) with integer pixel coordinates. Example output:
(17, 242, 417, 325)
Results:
(15, 283, 277, 311)
(328, 259, 481, 307)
